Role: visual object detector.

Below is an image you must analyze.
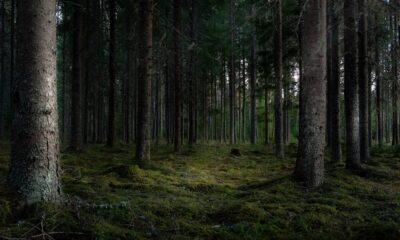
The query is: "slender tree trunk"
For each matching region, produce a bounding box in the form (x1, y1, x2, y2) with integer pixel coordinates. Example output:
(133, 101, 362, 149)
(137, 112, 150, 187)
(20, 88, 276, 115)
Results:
(376, 20, 383, 147)
(344, 0, 361, 170)
(250, 5, 257, 144)
(70, 0, 83, 151)
(173, 0, 182, 151)
(330, 0, 342, 162)
(0, 0, 5, 139)
(229, 0, 236, 144)
(358, 0, 370, 161)
(136, 0, 153, 167)
(391, 6, 398, 145)
(295, 0, 326, 188)
(9, 0, 62, 205)
(107, 0, 117, 147)
(188, 0, 198, 145)
(274, 0, 284, 158)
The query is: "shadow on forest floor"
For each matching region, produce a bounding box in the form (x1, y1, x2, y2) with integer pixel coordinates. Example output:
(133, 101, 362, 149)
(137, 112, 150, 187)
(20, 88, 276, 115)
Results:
(0, 142, 399, 239)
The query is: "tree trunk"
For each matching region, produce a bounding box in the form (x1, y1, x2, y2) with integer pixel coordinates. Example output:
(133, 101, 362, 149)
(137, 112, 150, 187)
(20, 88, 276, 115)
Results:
(274, 0, 284, 158)
(358, 0, 370, 161)
(9, 0, 62, 205)
(70, 0, 83, 151)
(107, 0, 117, 147)
(329, 0, 342, 162)
(229, 0, 236, 144)
(295, 0, 326, 188)
(250, 5, 257, 144)
(173, 0, 182, 151)
(136, 0, 153, 167)
(344, 0, 361, 170)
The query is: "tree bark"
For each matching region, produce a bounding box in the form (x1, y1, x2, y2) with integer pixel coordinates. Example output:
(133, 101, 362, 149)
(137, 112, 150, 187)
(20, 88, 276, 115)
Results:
(173, 0, 182, 151)
(136, 0, 153, 167)
(107, 0, 117, 147)
(70, 0, 83, 151)
(329, 0, 342, 162)
(344, 0, 361, 169)
(358, 0, 370, 161)
(9, 0, 62, 205)
(229, 0, 236, 144)
(274, 0, 284, 158)
(295, 0, 326, 188)
(250, 5, 257, 144)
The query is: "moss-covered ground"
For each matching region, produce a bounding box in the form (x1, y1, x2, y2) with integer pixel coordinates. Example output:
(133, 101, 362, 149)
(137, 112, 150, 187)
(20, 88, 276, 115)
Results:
(0, 142, 399, 239)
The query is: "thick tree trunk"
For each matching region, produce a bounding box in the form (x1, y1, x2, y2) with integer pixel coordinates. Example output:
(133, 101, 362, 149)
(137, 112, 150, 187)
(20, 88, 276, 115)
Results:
(9, 0, 62, 205)
(295, 0, 326, 188)
(344, 0, 361, 170)
(136, 0, 153, 167)
(274, 0, 284, 158)
(70, 0, 83, 151)
(358, 0, 370, 161)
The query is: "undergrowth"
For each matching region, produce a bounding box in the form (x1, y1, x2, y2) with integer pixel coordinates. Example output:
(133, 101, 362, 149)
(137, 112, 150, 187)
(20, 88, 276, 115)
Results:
(0, 142, 399, 239)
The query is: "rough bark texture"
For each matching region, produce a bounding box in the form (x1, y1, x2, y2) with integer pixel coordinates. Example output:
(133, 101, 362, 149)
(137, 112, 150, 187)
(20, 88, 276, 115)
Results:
(344, 0, 361, 169)
(107, 0, 117, 147)
(136, 0, 153, 167)
(70, 0, 83, 151)
(294, 0, 326, 188)
(9, 0, 62, 205)
(274, 0, 284, 158)
(358, 0, 370, 162)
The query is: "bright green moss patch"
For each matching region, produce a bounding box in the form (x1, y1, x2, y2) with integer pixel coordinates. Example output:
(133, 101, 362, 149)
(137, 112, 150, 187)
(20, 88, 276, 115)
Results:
(0, 143, 399, 239)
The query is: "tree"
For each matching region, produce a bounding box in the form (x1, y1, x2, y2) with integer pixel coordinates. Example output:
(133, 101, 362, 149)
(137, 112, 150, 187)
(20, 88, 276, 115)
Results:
(136, 0, 154, 167)
(358, 0, 370, 162)
(70, 0, 84, 151)
(250, 4, 257, 145)
(328, 0, 341, 163)
(294, 0, 326, 188)
(8, 0, 62, 204)
(107, 0, 117, 147)
(173, 0, 182, 152)
(344, 0, 361, 170)
(274, 0, 284, 158)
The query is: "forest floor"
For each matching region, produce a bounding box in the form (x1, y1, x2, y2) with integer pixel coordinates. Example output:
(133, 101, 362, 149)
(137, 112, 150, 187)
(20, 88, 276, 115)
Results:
(0, 142, 399, 239)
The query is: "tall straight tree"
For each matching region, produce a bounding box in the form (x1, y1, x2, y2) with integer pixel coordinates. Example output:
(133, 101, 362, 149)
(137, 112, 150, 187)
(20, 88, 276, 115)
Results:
(375, 12, 383, 147)
(344, 0, 361, 170)
(250, 4, 257, 144)
(188, 0, 198, 146)
(274, 0, 284, 158)
(228, 0, 236, 144)
(0, 0, 5, 139)
(391, 3, 398, 145)
(8, 0, 62, 204)
(328, 0, 341, 162)
(294, 0, 327, 188)
(70, 0, 84, 151)
(358, 0, 370, 161)
(173, 0, 182, 152)
(107, 0, 117, 147)
(136, 0, 153, 167)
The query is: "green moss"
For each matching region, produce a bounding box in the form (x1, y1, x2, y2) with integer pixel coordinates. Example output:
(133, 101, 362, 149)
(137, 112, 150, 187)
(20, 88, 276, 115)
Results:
(0, 143, 399, 239)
